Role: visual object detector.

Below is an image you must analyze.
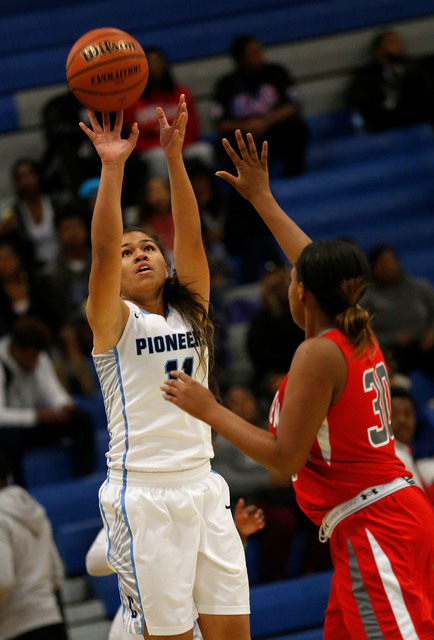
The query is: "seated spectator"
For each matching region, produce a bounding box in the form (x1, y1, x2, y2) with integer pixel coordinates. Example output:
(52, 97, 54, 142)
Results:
(123, 46, 214, 181)
(0, 241, 62, 338)
(0, 317, 95, 485)
(346, 29, 434, 132)
(40, 88, 101, 196)
(246, 264, 305, 401)
(391, 387, 434, 504)
(43, 209, 96, 395)
(211, 34, 309, 177)
(0, 158, 67, 273)
(361, 244, 434, 377)
(0, 453, 69, 640)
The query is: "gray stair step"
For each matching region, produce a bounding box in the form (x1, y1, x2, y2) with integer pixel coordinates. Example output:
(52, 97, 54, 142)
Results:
(68, 619, 112, 640)
(64, 599, 107, 627)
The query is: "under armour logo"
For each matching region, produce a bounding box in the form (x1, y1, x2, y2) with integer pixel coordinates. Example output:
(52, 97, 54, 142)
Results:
(134, 312, 140, 318)
(361, 488, 379, 500)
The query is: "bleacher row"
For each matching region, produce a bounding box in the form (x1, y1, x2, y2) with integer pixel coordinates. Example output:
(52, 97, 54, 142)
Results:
(3, 2, 433, 638)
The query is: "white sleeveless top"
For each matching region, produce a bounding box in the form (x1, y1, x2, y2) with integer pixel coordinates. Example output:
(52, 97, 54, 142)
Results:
(93, 301, 213, 473)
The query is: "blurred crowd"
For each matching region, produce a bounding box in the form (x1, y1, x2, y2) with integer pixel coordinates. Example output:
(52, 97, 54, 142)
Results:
(0, 31, 434, 623)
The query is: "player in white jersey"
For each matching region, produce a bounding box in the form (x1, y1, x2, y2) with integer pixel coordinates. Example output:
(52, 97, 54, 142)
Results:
(79, 97, 251, 640)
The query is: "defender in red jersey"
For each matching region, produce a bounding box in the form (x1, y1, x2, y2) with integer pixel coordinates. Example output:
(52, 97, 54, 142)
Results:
(162, 130, 434, 639)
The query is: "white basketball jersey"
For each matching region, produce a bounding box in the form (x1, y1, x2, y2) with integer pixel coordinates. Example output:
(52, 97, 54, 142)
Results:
(93, 301, 214, 472)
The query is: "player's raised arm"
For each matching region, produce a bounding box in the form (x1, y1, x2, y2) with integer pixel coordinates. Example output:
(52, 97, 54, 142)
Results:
(156, 95, 210, 309)
(216, 130, 311, 265)
(79, 110, 139, 352)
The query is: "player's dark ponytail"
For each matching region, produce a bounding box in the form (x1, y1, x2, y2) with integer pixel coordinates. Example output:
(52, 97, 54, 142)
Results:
(296, 240, 375, 355)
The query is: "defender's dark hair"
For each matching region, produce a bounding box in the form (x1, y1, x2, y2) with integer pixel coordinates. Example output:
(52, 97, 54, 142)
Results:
(123, 227, 214, 374)
(296, 240, 375, 354)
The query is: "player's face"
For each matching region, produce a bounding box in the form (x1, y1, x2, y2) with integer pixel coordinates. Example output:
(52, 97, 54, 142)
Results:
(391, 397, 416, 446)
(288, 266, 305, 329)
(120, 231, 168, 299)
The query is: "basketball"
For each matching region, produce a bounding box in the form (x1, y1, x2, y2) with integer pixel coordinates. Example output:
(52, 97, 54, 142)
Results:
(66, 27, 149, 112)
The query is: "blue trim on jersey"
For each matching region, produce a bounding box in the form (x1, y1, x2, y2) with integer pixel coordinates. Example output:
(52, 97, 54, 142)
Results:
(98, 479, 112, 561)
(137, 306, 150, 315)
(114, 346, 144, 633)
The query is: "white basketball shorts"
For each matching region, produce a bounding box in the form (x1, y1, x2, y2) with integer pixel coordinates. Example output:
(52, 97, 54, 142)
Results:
(99, 461, 250, 636)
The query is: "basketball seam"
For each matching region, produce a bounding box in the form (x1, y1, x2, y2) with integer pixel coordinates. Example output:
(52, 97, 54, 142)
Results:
(71, 75, 148, 98)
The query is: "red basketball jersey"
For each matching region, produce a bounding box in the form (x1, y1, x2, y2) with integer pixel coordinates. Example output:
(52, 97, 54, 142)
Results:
(268, 329, 408, 525)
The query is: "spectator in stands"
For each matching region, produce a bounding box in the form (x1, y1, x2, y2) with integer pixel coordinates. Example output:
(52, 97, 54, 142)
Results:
(86, 497, 265, 640)
(42, 209, 96, 396)
(136, 175, 175, 258)
(41, 89, 101, 196)
(213, 383, 301, 583)
(391, 387, 434, 504)
(0, 452, 69, 640)
(212, 34, 309, 177)
(0, 316, 95, 486)
(247, 264, 304, 401)
(0, 241, 62, 338)
(123, 46, 214, 181)
(361, 244, 434, 376)
(0, 158, 66, 273)
(346, 29, 434, 132)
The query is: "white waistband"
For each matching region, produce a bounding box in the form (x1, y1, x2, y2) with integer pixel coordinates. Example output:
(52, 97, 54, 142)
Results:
(319, 476, 416, 543)
(107, 460, 211, 487)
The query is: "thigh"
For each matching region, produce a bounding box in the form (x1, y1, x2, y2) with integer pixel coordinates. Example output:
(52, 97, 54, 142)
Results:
(99, 477, 204, 637)
(194, 472, 250, 616)
(331, 487, 434, 639)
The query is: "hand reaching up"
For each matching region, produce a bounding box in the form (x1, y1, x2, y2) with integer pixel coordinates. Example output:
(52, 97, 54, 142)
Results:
(79, 110, 139, 166)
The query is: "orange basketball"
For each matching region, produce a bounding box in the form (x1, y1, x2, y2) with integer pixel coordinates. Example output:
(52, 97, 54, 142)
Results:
(66, 27, 149, 112)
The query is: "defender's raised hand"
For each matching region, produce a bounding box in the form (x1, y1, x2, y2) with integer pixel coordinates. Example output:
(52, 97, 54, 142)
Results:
(216, 130, 270, 204)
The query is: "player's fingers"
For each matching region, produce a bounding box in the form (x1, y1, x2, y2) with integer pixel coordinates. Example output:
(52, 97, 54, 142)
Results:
(167, 370, 189, 382)
(114, 110, 124, 132)
(215, 171, 238, 189)
(235, 129, 249, 160)
(87, 110, 102, 132)
(156, 106, 168, 128)
(221, 137, 242, 167)
(102, 112, 111, 131)
(246, 133, 259, 161)
(260, 140, 269, 169)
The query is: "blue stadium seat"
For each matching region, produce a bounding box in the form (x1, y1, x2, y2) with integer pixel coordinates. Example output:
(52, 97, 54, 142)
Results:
(30, 472, 103, 530)
(0, 96, 18, 132)
(22, 445, 73, 488)
(56, 517, 102, 576)
(250, 570, 332, 638)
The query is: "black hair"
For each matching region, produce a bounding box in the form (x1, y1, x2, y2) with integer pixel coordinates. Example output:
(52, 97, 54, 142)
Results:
(142, 46, 175, 93)
(390, 386, 417, 411)
(367, 243, 399, 269)
(10, 316, 51, 351)
(230, 35, 258, 62)
(122, 227, 214, 373)
(11, 157, 41, 182)
(296, 240, 375, 353)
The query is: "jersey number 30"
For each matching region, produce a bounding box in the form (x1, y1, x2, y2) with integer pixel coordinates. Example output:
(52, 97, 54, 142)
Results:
(363, 363, 393, 447)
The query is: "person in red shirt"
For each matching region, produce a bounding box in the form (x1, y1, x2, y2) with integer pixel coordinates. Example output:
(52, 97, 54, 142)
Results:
(123, 46, 214, 178)
(161, 130, 434, 639)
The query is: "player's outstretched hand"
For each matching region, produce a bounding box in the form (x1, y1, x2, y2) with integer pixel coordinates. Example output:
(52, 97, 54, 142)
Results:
(160, 370, 217, 421)
(79, 110, 139, 165)
(157, 93, 188, 159)
(215, 130, 270, 204)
